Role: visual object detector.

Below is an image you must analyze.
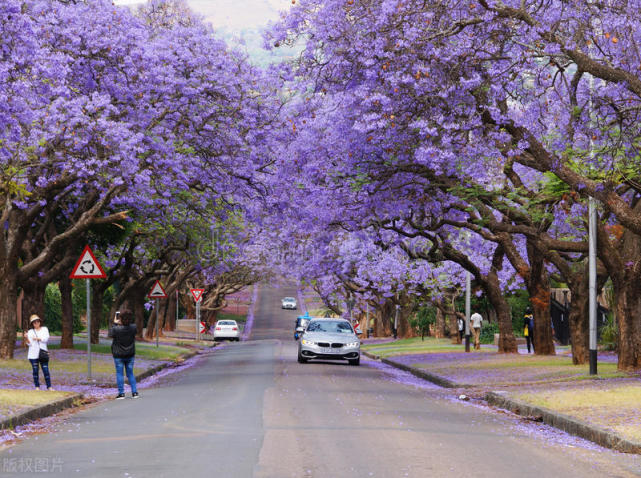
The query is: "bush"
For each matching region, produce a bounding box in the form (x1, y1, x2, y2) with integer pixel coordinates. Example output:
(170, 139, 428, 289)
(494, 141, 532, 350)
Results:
(480, 322, 499, 344)
(599, 312, 617, 351)
(44, 283, 83, 334)
(411, 306, 436, 339)
(506, 289, 530, 336)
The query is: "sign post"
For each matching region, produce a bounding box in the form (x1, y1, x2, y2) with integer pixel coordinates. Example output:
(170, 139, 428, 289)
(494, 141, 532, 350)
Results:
(70, 245, 107, 380)
(148, 280, 168, 348)
(191, 289, 204, 342)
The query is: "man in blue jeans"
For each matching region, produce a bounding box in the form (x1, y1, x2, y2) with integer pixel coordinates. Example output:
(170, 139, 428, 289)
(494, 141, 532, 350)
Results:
(109, 310, 139, 399)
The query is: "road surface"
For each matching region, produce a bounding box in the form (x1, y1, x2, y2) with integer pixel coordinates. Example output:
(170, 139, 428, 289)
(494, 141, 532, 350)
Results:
(1, 283, 640, 477)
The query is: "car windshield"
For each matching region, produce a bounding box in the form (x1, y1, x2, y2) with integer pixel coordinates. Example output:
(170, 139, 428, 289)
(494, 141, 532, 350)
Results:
(306, 320, 353, 334)
(218, 321, 236, 325)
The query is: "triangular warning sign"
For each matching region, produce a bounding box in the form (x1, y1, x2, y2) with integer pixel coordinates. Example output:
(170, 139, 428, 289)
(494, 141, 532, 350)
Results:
(70, 245, 107, 279)
(148, 280, 167, 299)
(190, 288, 204, 303)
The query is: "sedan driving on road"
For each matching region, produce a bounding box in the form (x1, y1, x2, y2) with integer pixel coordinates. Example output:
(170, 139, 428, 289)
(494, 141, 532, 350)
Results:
(281, 297, 297, 309)
(297, 318, 360, 366)
(213, 320, 240, 341)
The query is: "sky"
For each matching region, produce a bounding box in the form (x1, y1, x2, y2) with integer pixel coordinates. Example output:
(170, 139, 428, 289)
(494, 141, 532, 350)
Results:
(115, 0, 291, 30)
(114, 0, 294, 63)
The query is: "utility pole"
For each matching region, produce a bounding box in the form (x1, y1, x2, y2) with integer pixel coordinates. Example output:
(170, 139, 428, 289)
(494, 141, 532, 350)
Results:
(394, 304, 399, 339)
(465, 271, 471, 353)
(588, 67, 598, 375)
(589, 197, 598, 375)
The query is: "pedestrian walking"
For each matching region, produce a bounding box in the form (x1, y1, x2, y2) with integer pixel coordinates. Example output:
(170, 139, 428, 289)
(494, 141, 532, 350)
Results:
(23, 314, 52, 390)
(109, 310, 139, 400)
(470, 311, 483, 350)
(457, 316, 465, 342)
(524, 307, 535, 354)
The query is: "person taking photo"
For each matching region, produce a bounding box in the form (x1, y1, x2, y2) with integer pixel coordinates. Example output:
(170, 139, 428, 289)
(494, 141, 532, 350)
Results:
(108, 310, 139, 400)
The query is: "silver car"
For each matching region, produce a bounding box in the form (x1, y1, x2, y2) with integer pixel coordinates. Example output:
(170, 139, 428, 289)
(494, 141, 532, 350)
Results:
(281, 297, 297, 309)
(297, 318, 360, 366)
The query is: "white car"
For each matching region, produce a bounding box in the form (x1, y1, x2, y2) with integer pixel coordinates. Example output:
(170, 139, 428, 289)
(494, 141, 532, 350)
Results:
(213, 320, 240, 341)
(281, 297, 297, 310)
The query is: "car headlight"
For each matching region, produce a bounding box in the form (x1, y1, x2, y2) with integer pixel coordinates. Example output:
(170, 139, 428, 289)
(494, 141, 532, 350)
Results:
(301, 339, 315, 346)
(345, 341, 360, 348)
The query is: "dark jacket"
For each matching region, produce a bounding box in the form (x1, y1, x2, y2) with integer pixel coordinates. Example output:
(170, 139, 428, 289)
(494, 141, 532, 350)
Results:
(109, 324, 137, 358)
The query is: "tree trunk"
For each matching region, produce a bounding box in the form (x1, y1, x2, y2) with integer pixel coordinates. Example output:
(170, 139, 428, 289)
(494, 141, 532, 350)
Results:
(207, 309, 219, 327)
(526, 244, 555, 355)
(434, 306, 446, 338)
(563, 266, 590, 365)
(0, 273, 19, 358)
(90, 287, 104, 345)
(165, 296, 176, 331)
(485, 273, 517, 353)
(612, 230, 641, 371)
(567, 288, 589, 364)
(133, 299, 145, 340)
(374, 303, 392, 336)
(613, 278, 641, 371)
(157, 299, 168, 337)
(397, 307, 416, 339)
(59, 276, 74, 349)
(21, 281, 46, 331)
(145, 303, 156, 339)
(443, 298, 461, 344)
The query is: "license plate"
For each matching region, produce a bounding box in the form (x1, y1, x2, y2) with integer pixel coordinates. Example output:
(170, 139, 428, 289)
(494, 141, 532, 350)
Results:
(321, 347, 336, 353)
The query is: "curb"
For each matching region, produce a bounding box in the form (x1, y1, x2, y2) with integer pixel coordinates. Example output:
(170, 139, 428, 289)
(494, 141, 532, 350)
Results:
(0, 393, 83, 430)
(137, 350, 199, 382)
(486, 391, 641, 454)
(362, 351, 466, 388)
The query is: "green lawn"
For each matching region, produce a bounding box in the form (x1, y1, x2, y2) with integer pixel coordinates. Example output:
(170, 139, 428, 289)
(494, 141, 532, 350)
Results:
(48, 343, 191, 362)
(363, 337, 493, 358)
(511, 385, 641, 442)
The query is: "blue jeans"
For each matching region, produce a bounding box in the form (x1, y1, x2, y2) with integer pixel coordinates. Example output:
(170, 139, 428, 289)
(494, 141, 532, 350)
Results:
(113, 357, 137, 395)
(29, 358, 51, 389)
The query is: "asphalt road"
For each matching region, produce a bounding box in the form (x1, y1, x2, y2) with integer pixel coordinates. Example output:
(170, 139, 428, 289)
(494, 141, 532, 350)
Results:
(2, 283, 640, 477)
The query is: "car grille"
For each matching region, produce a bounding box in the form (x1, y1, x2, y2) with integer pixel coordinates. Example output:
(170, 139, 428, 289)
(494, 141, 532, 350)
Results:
(331, 343, 343, 348)
(317, 342, 330, 347)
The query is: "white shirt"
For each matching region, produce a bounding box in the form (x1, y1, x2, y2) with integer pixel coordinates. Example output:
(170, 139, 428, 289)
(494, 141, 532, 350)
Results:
(27, 327, 49, 360)
(470, 313, 483, 328)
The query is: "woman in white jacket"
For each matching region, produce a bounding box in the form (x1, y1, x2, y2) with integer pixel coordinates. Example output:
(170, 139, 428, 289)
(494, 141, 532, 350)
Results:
(23, 314, 52, 390)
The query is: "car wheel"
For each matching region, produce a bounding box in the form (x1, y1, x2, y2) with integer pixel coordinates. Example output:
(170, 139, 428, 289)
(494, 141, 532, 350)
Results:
(348, 357, 360, 366)
(297, 351, 308, 363)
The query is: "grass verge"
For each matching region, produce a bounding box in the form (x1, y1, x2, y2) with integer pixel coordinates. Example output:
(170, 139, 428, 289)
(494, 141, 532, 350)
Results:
(363, 337, 492, 358)
(510, 385, 641, 443)
(48, 342, 190, 361)
(0, 389, 76, 419)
